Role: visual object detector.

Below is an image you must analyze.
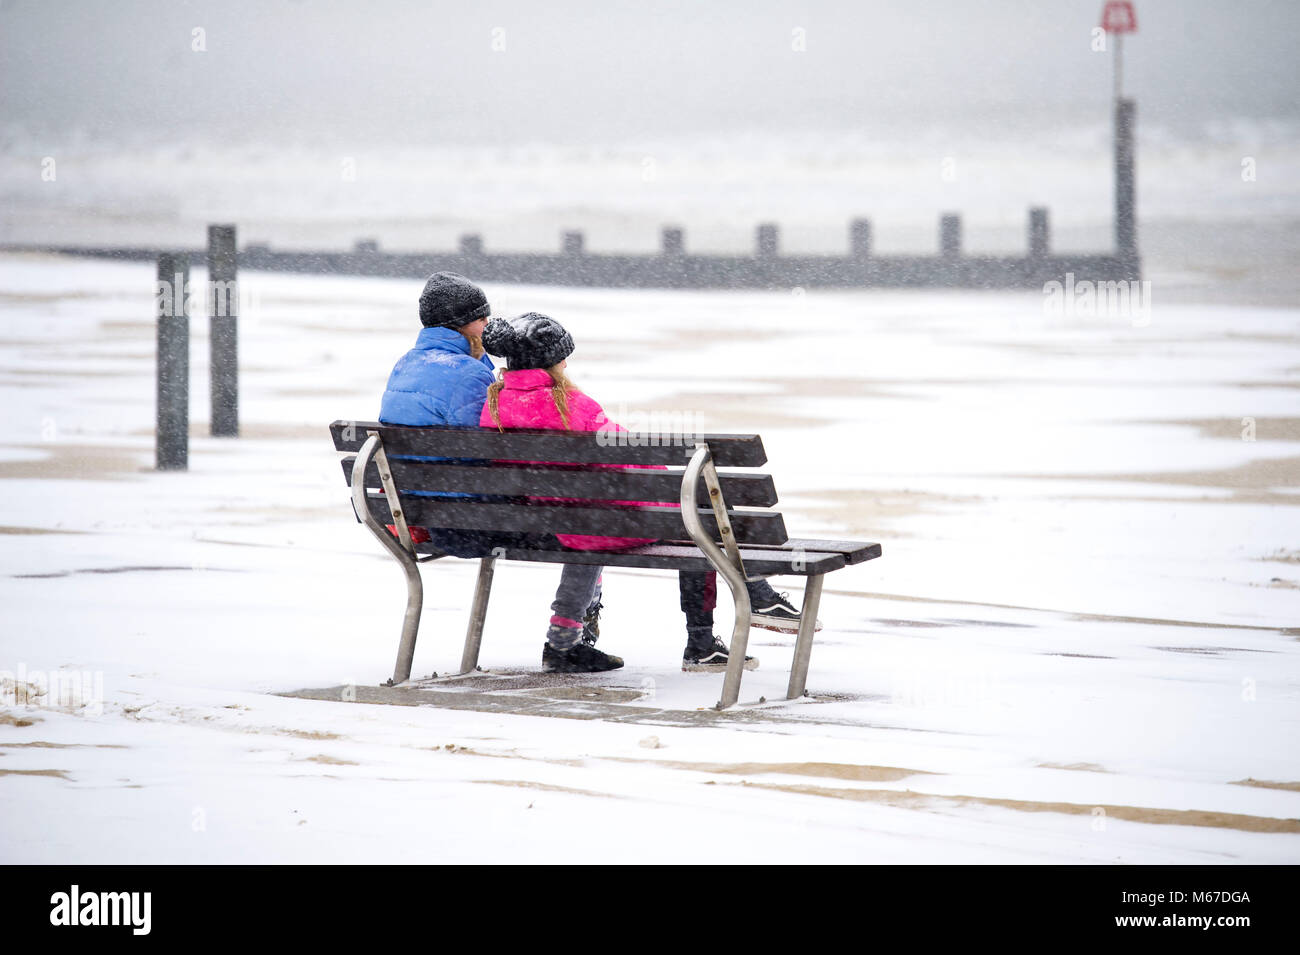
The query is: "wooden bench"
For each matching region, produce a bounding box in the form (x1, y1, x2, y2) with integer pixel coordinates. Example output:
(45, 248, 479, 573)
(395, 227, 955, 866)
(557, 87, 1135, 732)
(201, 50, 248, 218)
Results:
(331, 420, 881, 708)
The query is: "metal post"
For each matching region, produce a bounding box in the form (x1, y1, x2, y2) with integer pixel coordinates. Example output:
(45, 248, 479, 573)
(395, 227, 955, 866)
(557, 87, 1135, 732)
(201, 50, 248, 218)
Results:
(207, 224, 238, 437)
(786, 574, 825, 700)
(155, 253, 189, 470)
(1114, 98, 1137, 259)
(459, 557, 497, 673)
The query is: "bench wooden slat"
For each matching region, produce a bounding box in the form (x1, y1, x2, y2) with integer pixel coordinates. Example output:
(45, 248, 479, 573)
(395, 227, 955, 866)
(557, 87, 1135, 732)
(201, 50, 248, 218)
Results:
(362, 494, 789, 545)
(423, 541, 848, 576)
(341, 456, 779, 507)
(750, 538, 882, 565)
(330, 420, 767, 467)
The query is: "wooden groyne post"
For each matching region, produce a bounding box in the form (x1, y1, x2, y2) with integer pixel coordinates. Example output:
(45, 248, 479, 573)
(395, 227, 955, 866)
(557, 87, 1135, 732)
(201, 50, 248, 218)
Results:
(156, 252, 189, 470)
(207, 224, 239, 437)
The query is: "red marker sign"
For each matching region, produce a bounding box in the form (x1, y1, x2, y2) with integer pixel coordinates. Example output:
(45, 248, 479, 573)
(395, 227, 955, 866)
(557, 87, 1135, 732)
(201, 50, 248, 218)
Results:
(1101, 0, 1138, 33)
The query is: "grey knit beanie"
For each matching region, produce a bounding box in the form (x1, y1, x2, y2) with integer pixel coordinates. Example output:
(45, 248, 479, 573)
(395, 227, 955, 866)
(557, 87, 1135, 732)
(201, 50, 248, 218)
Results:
(481, 313, 575, 370)
(418, 271, 490, 328)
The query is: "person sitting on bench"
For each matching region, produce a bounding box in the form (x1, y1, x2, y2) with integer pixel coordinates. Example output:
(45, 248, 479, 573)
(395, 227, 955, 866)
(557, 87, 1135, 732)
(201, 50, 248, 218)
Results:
(480, 312, 809, 673)
(378, 273, 622, 671)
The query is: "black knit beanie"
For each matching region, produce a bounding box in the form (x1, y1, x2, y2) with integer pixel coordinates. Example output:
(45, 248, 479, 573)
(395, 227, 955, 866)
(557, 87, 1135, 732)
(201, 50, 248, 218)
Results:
(481, 313, 575, 370)
(418, 271, 490, 328)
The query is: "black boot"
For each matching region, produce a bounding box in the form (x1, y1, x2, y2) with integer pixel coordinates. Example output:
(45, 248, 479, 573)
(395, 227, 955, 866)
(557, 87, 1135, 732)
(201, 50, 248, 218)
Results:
(543, 623, 623, 672)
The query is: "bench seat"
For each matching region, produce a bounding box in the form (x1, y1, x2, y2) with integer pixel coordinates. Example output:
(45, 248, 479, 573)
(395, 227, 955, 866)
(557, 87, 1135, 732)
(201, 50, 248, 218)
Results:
(422, 539, 881, 577)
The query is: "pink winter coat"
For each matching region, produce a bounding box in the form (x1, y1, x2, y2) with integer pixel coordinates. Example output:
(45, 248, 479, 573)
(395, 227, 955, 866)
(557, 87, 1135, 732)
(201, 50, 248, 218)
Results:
(479, 368, 661, 551)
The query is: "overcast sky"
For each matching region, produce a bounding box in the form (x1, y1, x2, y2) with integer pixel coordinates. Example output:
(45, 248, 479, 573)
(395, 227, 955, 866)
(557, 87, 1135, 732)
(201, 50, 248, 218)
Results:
(2, 0, 1297, 146)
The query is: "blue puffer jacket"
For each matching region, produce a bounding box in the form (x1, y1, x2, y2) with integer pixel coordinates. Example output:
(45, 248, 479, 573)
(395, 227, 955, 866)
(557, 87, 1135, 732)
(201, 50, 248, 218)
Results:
(379, 327, 497, 509)
(379, 326, 496, 427)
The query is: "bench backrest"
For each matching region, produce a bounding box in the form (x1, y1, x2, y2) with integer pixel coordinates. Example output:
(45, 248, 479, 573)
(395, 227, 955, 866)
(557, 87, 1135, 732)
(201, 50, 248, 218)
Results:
(331, 420, 787, 545)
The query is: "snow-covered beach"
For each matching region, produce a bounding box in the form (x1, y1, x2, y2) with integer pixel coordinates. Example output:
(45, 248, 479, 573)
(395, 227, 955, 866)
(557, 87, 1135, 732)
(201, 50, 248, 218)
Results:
(1, 253, 1296, 863)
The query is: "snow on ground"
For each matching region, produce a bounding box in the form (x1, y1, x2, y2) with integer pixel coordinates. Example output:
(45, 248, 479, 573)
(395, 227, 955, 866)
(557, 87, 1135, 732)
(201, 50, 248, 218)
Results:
(0, 252, 1297, 862)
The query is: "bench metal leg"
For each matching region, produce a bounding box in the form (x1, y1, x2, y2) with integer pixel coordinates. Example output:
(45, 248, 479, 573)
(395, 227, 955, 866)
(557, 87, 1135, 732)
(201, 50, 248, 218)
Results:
(681, 444, 757, 709)
(351, 432, 425, 686)
(391, 555, 424, 685)
(786, 573, 825, 700)
(718, 581, 752, 709)
(459, 556, 496, 674)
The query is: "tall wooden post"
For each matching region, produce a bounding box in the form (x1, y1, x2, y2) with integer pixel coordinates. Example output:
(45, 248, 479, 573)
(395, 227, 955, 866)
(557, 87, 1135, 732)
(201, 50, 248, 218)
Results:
(156, 253, 189, 470)
(661, 227, 685, 256)
(850, 219, 872, 259)
(1028, 207, 1050, 258)
(207, 224, 238, 437)
(940, 214, 962, 257)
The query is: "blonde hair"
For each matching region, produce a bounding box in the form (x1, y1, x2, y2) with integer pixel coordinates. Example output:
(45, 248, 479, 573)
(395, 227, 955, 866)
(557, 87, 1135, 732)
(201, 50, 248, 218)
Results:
(487, 364, 577, 431)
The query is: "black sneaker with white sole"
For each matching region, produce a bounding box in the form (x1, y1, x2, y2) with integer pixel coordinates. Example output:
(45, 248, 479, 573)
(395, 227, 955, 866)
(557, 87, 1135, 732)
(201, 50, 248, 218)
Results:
(748, 583, 822, 633)
(543, 640, 624, 673)
(681, 634, 758, 672)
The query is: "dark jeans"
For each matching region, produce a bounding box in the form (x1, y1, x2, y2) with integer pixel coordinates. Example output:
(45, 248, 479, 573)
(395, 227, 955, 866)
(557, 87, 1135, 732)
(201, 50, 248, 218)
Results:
(680, 571, 779, 629)
(679, 571, 718, 628)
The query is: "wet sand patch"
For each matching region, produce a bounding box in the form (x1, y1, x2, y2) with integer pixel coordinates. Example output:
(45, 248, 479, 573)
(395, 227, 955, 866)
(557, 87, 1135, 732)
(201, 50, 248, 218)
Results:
(627, 759, 936, 783)
(473, 779, 624, 799)
(1037, 762, 1111, 773)
(0, 443, 147, 481)
(1232, 779, 1300, 793)
(1151, 645, 1276, 656)
(793, 487, 983, 532)
(15, 565, 207, 579)
(830, 589, 1295, 635)
(1159, 417, 1300, 442)
(0, 741, 126, 749)
(0, 768, 69, 780)
(731, 781, 1300, 834)
(939, 618, 1036, 629)
(295, 754, 358, 766)
(1028, 456, 1300, 497)
(0, 526, 87, 536)
(0, 367, 132, 379)
(872, 619, 952, 629)
(125, 421, 325, 441)
(260, 727, 343, 741)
